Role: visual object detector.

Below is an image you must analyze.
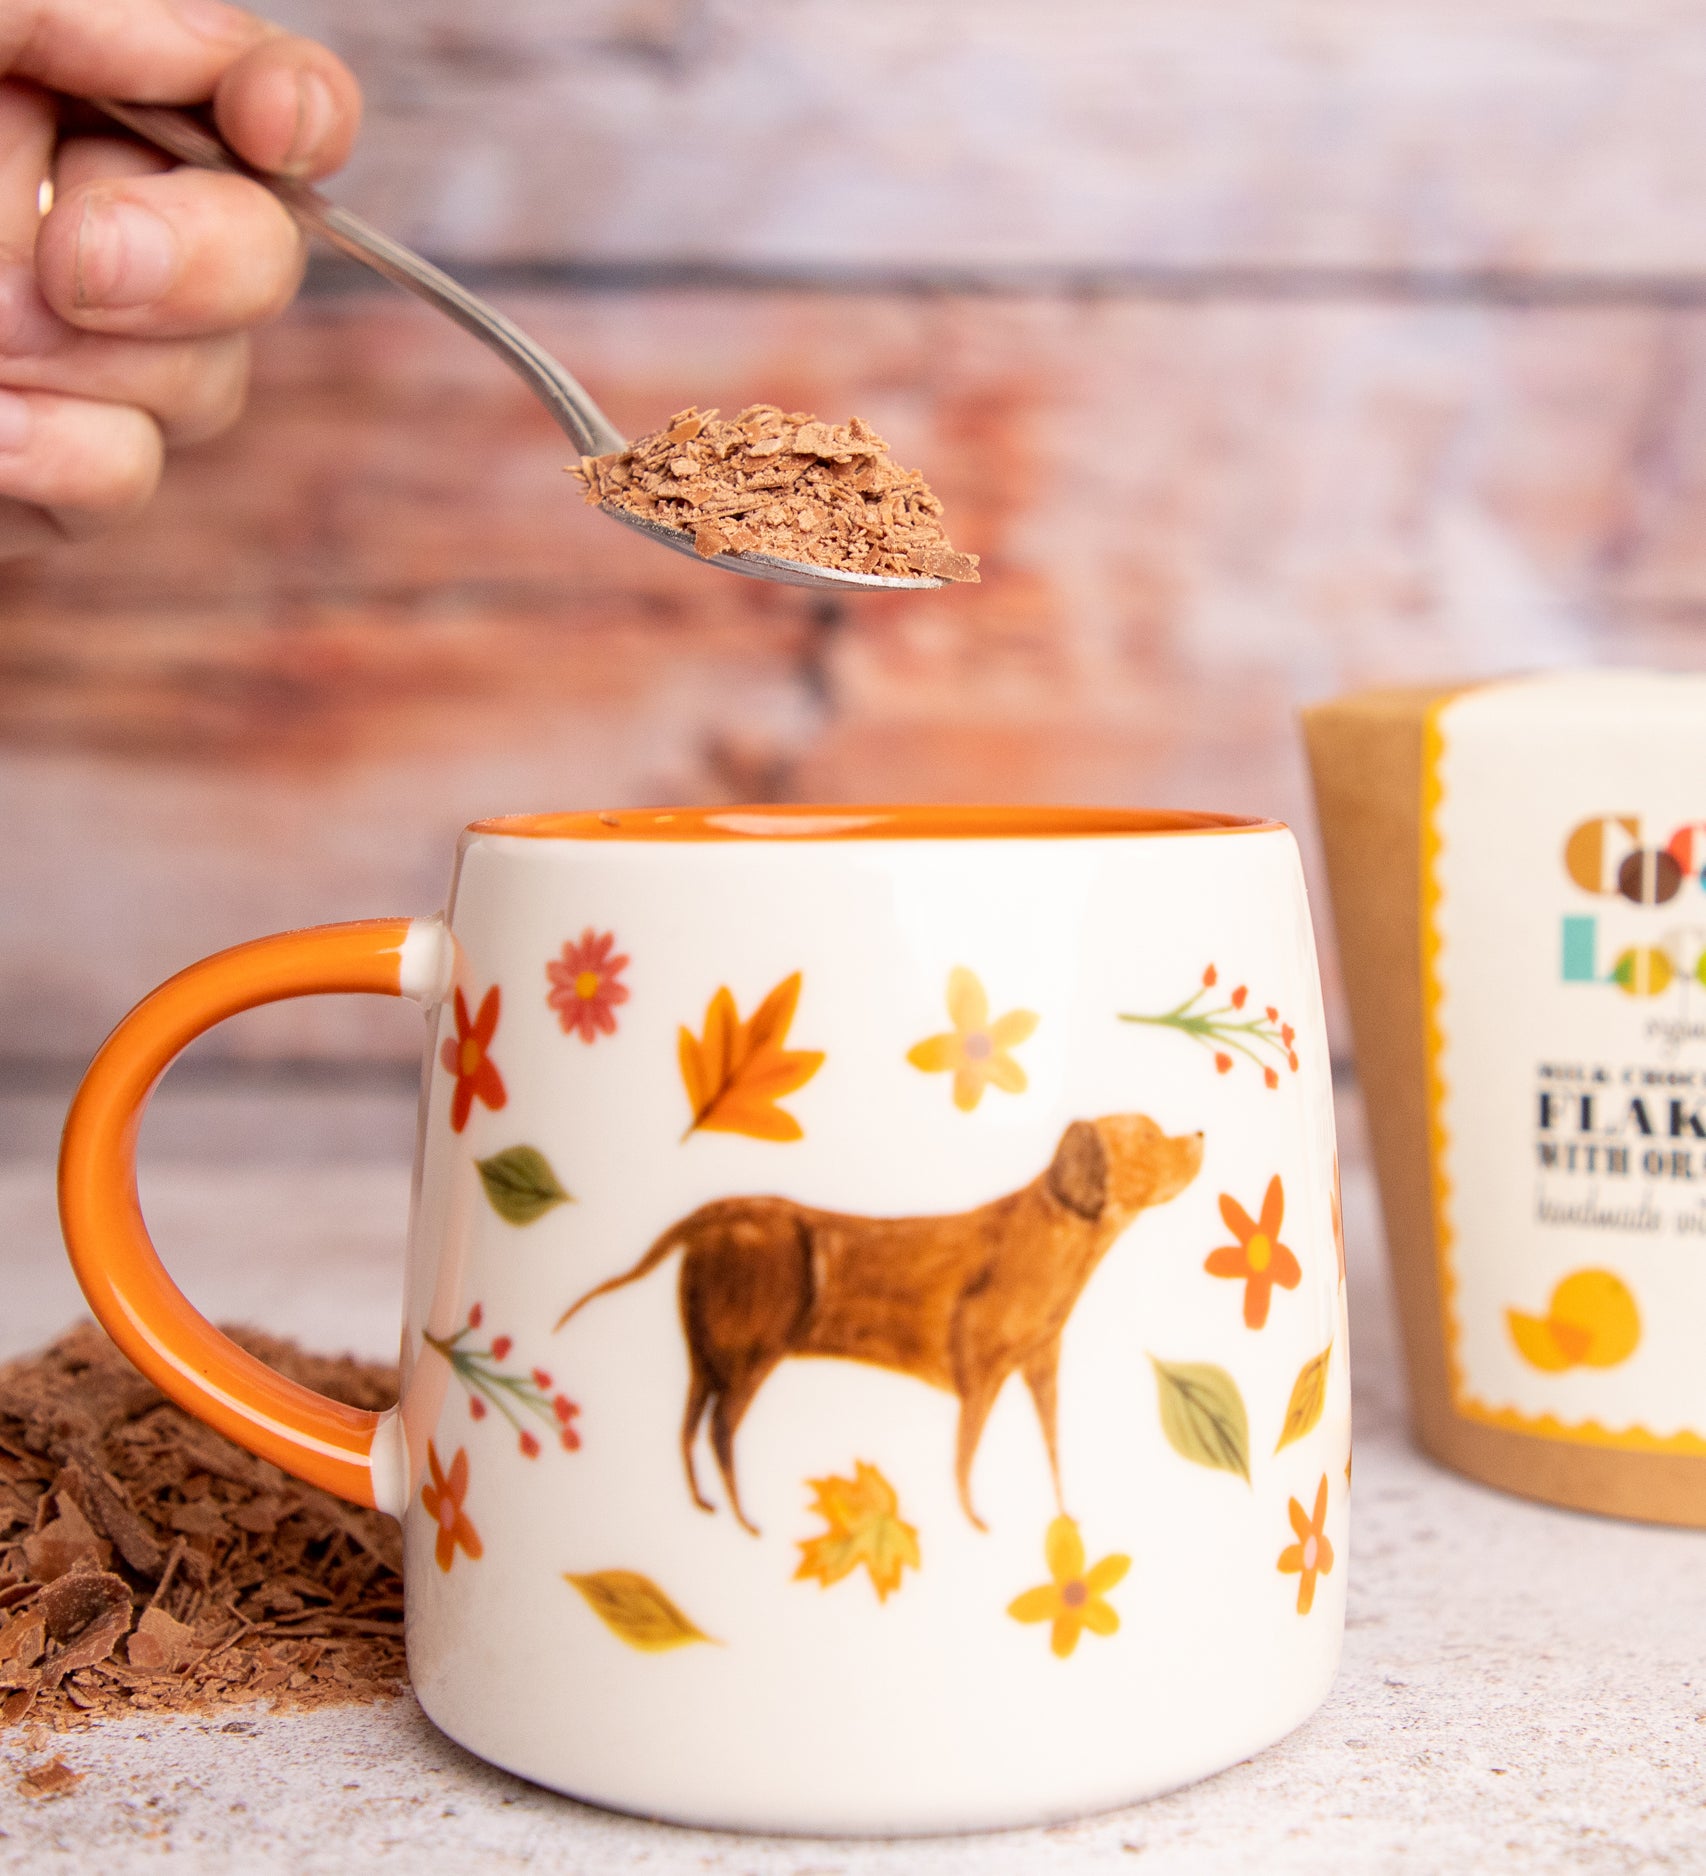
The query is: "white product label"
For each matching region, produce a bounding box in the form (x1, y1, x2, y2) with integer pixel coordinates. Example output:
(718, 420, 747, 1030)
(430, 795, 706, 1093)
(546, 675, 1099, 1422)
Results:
(1428, 672, 1706, 1452)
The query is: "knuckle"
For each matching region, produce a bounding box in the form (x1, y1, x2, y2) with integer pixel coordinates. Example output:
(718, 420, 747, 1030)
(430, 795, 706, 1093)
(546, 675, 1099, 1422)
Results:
(161, 336, 251, 446)
(40, 405, 165, 518)
(98, 414, 165, 514)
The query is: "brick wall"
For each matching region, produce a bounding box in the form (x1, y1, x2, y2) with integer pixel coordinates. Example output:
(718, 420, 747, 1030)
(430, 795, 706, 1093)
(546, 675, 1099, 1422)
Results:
(7, 2, 1706, 1062)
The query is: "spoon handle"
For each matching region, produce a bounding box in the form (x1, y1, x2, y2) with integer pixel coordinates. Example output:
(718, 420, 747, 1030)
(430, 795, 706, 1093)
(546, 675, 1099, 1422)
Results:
(88, 99, 627, 459)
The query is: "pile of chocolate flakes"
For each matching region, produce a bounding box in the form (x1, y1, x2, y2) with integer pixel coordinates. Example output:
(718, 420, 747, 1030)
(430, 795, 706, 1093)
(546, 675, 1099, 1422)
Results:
(0, 1325, 404, 1732)
(573, 404, 981, 583)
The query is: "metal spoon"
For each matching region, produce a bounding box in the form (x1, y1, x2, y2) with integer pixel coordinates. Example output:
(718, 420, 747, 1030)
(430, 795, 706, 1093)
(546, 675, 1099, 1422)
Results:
(89, 99, 947, 594)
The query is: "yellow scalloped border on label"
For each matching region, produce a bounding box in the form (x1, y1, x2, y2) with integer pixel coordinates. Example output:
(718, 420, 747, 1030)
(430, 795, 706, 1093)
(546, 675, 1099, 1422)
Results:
(1419, 694, 1706, 1458)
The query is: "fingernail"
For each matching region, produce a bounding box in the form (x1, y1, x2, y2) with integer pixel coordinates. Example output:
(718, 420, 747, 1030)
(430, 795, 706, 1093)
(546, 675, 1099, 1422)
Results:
(166, 0, 259, 46)
(0, 391, 31, 454)
(73, 198, 180, 310)
(282, 72, 337, 174)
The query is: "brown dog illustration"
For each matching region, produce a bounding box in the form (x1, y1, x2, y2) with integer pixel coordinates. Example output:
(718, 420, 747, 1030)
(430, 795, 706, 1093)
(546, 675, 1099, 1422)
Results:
(557, 1114, 1202, 1532)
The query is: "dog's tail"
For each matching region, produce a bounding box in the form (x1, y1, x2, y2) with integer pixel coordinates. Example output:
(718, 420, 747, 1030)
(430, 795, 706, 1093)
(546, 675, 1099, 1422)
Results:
(553, 1216, 697, 1332)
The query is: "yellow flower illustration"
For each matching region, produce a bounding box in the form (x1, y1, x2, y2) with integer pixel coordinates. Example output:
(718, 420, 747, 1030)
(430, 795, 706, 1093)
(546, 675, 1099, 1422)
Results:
(907, 967, 1039, 1112)
(1007, 1515, 1129, 1658)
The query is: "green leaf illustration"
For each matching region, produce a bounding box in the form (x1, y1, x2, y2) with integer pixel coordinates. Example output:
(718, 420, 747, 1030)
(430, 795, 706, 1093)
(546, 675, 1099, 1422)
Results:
(476, 1145, 572, 1225)
(565, 1570, 715, 1652)
(1275, 1342, 1332, 1454)
(1150, 1356, 1251, 1483)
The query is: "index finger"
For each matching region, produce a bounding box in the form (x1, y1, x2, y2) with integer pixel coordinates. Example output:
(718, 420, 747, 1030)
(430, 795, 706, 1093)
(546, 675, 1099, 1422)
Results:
(5, 2, 363, 181)
(1, 0, 269, 102)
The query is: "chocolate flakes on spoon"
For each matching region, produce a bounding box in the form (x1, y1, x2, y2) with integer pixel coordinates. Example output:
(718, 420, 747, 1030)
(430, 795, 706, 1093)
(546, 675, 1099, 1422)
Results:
(574, 405, 980, 584)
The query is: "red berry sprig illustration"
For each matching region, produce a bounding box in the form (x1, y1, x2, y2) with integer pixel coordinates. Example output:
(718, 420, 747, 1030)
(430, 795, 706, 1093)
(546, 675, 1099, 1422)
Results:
(425, 1303, 582, 1455)
(1119, 963, 1299, 1089)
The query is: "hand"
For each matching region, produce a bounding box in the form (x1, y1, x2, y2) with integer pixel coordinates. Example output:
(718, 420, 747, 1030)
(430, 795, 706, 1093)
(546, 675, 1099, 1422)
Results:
(0, 0, 361, 557)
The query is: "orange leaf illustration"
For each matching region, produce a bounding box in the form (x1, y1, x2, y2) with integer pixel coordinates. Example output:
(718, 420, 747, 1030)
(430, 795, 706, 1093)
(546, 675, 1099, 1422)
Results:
(794, 1461, 921, 1602)
(678, 972, 825, 1141)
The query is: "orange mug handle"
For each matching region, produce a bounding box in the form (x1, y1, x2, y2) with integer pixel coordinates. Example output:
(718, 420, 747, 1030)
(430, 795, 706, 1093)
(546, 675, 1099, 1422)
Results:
(58, 917, 449, 1515)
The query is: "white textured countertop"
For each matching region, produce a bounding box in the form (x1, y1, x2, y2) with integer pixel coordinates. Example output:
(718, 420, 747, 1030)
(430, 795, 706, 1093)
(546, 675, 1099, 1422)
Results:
(3, 1080, 1705, 1873)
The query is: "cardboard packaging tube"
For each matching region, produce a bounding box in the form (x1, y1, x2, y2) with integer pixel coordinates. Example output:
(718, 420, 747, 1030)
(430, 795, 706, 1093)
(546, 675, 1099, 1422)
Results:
(1304, 683, 1706, 1526)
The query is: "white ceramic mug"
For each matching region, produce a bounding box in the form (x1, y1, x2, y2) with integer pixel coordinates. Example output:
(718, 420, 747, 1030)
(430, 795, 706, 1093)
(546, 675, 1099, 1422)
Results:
(60, 804, 1348, 1834)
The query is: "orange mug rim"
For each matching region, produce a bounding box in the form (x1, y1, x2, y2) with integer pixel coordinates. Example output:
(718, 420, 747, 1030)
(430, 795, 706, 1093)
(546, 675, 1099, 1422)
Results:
(465, 803, 1285, 843)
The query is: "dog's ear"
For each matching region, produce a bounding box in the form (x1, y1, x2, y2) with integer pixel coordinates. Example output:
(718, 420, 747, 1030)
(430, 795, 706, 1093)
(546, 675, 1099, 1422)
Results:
(1047, 1120, 1107, 1220)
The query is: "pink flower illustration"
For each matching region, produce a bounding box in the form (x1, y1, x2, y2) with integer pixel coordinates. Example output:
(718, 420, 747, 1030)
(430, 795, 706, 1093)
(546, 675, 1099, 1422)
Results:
(547, 930, 631, 1042)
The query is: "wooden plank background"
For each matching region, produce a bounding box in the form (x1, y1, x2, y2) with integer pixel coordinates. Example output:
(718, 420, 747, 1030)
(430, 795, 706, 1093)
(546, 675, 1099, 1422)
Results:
(248, 0, 1706, 278)
(7, 2, 1706, 1065)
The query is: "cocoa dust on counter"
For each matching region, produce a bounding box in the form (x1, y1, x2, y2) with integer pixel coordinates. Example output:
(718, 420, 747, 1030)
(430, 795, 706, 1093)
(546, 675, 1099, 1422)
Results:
(572, 403, 981, 583)
(0, 1325, 405, 1734)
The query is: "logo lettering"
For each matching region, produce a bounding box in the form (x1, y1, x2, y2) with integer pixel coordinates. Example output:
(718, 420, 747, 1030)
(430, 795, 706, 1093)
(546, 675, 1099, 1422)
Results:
(1561, 817, 1706, 996)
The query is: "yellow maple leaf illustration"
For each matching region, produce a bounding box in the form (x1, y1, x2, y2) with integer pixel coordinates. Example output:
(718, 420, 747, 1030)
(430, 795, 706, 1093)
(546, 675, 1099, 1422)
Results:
(678, 971, 825, 1141)
(794, 1461, 921, 1602)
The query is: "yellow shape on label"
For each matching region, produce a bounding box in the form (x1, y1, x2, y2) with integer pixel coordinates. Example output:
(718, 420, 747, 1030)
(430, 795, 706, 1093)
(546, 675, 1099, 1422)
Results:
(1506, 1309, 1575, 1372)
(1551, 1268, 1641, 1367)
(1507, 1269, 1641, 1373)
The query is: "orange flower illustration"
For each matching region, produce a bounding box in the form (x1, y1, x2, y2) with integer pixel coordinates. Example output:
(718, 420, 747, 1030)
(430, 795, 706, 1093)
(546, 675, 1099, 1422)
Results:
(1006, 1515, 1129, 1658)
(1206, 1175, 1301, 1329)
(1277, 1475, 1333, 1614)
(907, 967, 1039, 1112)
(546, 929, 630, 1042)
(440, 986, 507, 1133)
(421, 1442, 483, 1573)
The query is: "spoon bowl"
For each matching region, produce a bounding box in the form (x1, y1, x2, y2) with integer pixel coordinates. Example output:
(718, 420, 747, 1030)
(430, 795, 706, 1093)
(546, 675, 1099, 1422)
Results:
(603, 504, 950, 591)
